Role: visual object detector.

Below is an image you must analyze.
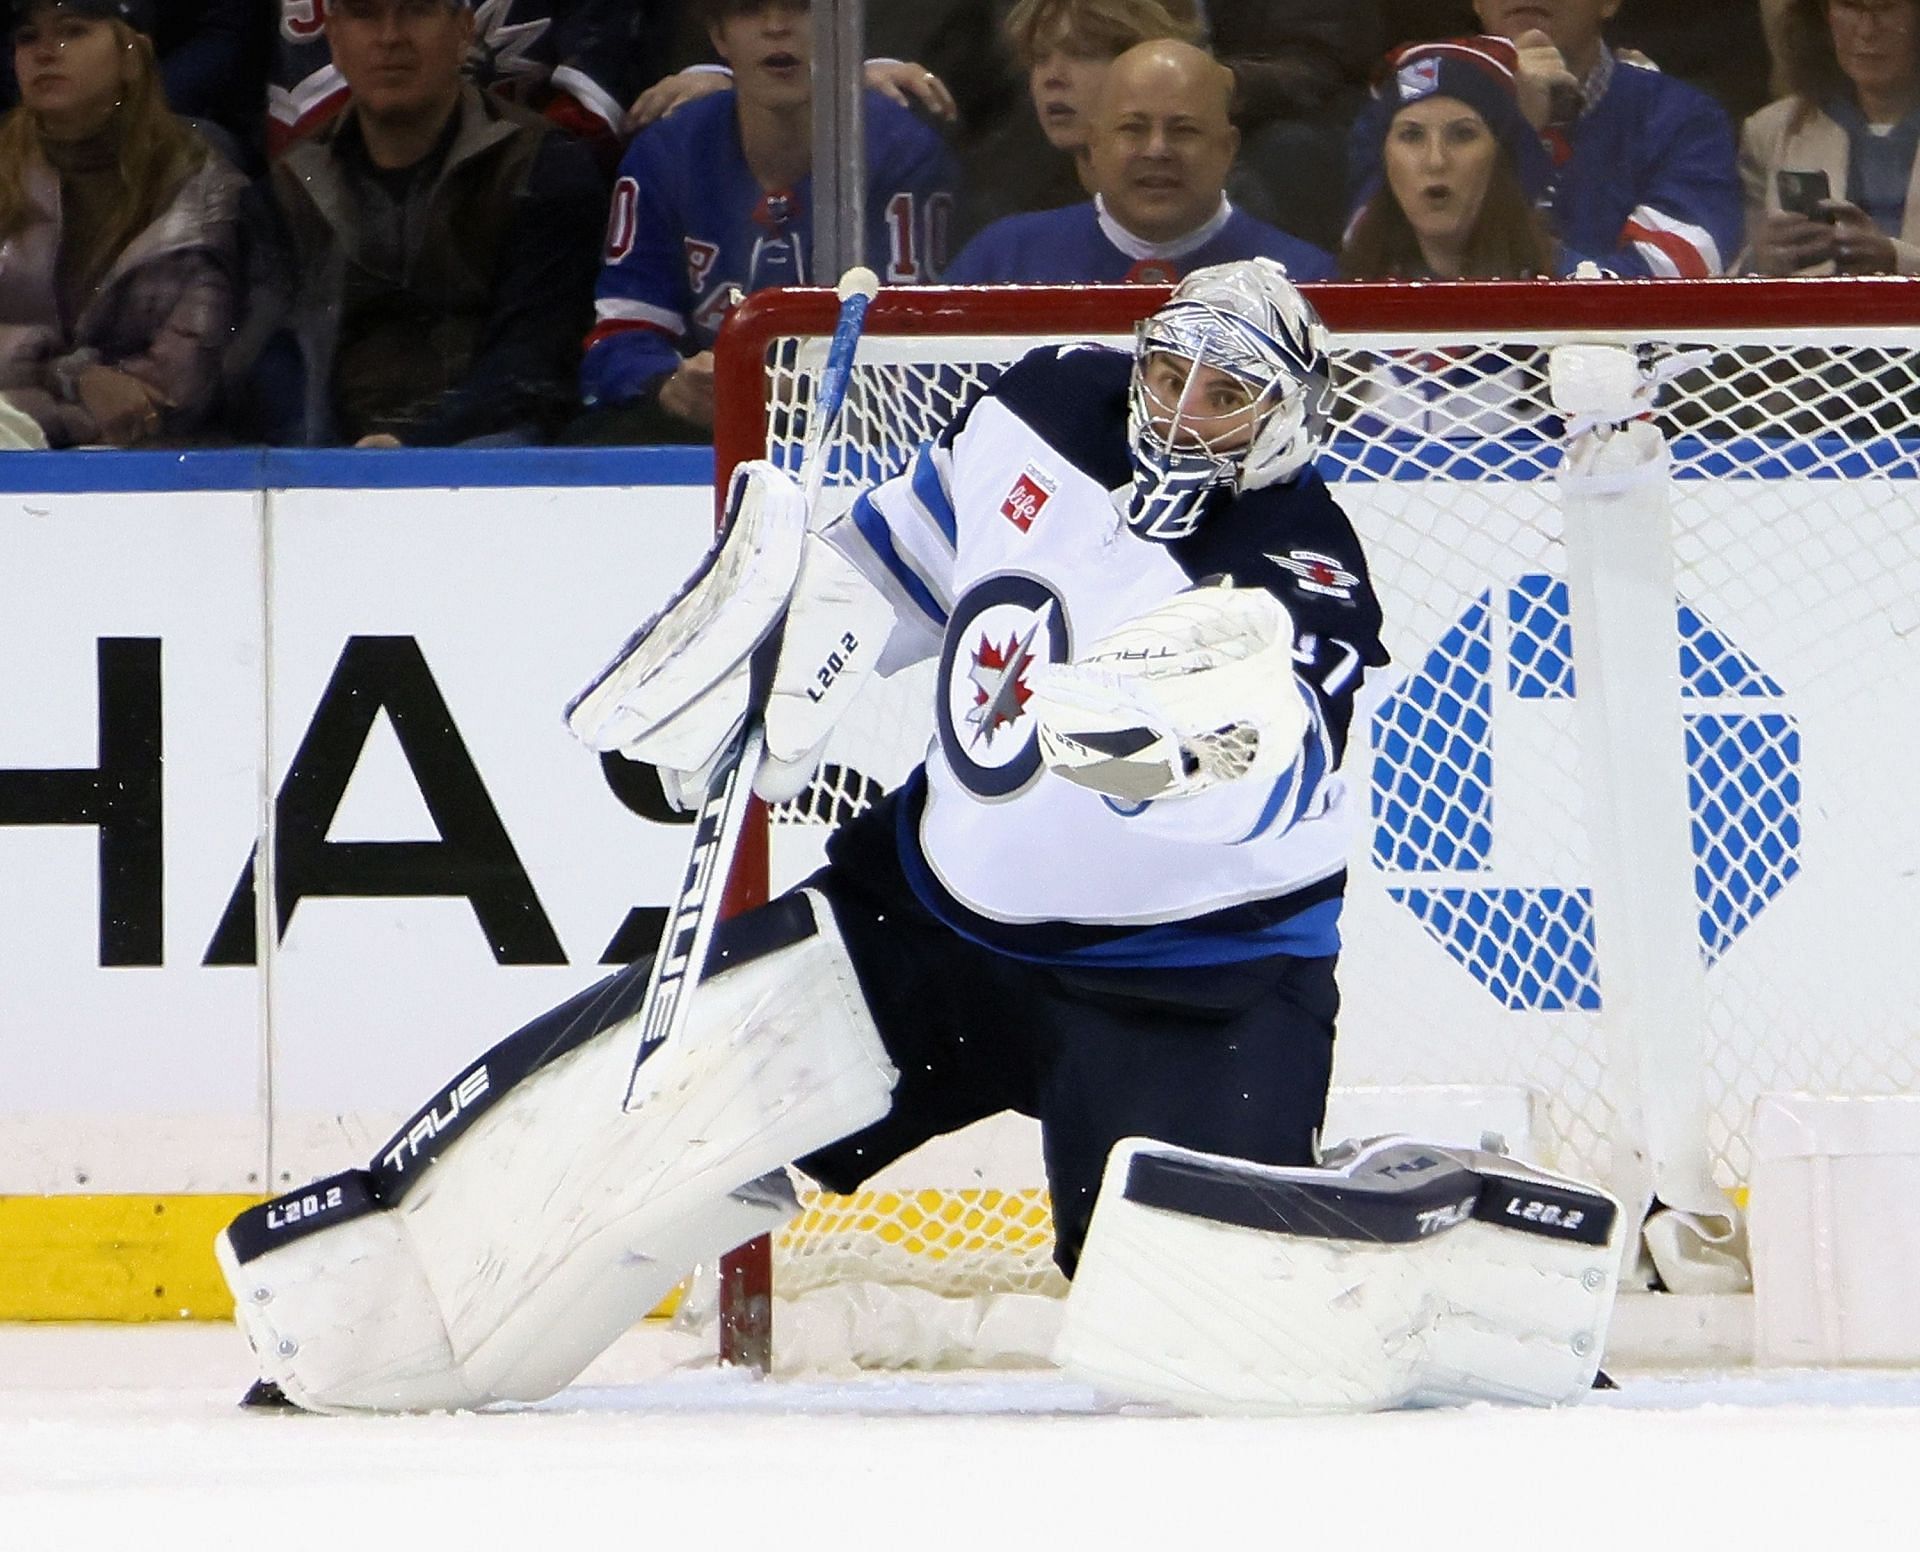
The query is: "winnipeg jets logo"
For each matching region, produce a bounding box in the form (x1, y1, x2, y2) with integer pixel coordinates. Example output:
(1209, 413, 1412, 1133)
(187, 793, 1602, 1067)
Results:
(939, 577, 1070, 798)
(1268, 549, 1358, 601)
(966, 607, 1052, 747)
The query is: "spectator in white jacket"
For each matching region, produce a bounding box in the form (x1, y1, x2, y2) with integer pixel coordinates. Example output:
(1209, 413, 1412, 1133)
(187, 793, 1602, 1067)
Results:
(1742, 0, 1920, 274)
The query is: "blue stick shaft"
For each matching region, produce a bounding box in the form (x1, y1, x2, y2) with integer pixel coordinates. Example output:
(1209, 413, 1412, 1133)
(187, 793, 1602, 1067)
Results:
(799, 284, 874, 512)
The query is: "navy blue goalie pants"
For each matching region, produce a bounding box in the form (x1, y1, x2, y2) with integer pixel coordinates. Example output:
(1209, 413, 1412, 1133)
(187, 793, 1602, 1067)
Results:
(794, 798, 1340, 1279)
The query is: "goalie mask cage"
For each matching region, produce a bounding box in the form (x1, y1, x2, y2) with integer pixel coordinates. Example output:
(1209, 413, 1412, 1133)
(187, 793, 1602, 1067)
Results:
(709, 277, 1920, 1371)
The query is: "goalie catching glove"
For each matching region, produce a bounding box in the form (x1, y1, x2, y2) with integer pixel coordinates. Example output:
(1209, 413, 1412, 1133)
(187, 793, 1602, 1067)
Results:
(565, 460, 895, 807)
(1028, 580, 1307, 803)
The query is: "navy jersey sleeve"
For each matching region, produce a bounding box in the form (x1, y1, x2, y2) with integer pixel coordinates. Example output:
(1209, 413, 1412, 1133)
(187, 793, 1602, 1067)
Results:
(547, 0, 650, 133)
(267, 6, 343, 157)
(1178, 470, 1389, 765)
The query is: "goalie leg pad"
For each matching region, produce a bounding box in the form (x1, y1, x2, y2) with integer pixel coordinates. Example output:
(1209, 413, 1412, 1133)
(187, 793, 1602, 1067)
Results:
(216, 1168, 796, 1414)
(1056, 1137, 1622, 1415)
(219, 888, 899, 1413)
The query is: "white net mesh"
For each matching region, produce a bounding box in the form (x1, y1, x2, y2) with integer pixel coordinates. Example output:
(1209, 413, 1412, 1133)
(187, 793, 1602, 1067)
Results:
(741, 293, 1920, 1323)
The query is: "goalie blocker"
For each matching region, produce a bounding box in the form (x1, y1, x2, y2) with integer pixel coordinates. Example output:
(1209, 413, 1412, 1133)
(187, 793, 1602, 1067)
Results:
(1058, 1137, 1623, 1414)
(565, 458, 896, 809)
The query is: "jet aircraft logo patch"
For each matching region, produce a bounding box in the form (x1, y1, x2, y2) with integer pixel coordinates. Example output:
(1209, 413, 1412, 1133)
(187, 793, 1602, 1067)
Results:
(938, 575, 1071, 798)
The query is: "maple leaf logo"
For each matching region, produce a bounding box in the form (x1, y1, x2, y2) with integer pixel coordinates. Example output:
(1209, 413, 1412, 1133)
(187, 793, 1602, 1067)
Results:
(966, 625, 1042, 748)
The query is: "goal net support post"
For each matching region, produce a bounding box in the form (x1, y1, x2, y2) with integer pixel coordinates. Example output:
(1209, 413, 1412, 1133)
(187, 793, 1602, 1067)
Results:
(1558, 409, 1745, 1293)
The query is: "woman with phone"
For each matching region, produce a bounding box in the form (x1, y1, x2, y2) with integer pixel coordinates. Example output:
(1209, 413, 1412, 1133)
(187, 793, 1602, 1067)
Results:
(1740, 0, 1920, 274)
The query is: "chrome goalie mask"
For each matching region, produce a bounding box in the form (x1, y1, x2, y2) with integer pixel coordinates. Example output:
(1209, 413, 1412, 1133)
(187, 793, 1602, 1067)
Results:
(1125, 258, 1333, 541)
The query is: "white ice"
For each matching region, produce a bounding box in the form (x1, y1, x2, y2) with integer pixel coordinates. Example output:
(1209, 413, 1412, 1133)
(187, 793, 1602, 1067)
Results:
(3, 1322, 1918, 1552)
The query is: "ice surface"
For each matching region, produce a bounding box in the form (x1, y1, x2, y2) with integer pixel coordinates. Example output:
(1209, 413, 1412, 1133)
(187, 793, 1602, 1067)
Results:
(3, 1323, 1918, 1551)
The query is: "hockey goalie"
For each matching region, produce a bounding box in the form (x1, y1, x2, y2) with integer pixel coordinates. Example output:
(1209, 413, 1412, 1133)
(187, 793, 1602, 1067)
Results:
(216, 259, 1624, 1416)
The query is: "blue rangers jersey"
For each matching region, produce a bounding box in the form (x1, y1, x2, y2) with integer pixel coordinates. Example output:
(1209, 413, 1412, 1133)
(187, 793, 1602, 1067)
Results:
(945, 196, 1336, 286)
(822, 344, 1389, 968)
(583, 89, 956, 407)
(270, 0, 645, 157)
(1542, 53, 1741, 278)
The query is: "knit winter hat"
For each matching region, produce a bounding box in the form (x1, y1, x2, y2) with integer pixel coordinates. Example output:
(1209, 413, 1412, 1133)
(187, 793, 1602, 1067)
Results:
(1351, 36, 1553, 204)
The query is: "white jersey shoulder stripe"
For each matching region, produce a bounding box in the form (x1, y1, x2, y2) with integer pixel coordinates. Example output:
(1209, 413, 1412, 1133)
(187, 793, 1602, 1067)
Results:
(838, 489, 952, 627)
(593, 297, 687, 335)
(1620, 204, 1722, 278)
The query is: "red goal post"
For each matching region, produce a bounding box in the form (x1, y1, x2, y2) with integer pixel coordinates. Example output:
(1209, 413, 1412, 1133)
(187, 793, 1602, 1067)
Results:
(708, 276, 1920, 1371)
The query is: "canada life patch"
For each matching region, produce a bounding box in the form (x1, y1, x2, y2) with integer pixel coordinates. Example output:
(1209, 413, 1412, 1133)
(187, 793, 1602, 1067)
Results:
(1000, 465, 1057, 532)
(1270, 549, 1359, 601)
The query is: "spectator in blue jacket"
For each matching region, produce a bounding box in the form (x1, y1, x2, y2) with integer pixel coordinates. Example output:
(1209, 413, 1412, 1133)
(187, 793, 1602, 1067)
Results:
(946, 39, 1334, 283)
(1460, 0, 1743, 275)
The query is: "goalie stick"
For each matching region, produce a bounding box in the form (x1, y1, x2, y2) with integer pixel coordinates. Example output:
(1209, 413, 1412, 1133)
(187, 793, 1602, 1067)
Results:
(610, 267, 879, 1113)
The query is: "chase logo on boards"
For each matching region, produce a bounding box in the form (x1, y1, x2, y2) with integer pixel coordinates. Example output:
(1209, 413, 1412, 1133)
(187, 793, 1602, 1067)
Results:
(0, 634, 675, 971)
(1369, 574, 1801, 1009)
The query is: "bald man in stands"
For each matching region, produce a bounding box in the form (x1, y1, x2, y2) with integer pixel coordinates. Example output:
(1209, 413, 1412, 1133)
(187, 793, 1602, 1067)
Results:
(944, 39, 1334, 284)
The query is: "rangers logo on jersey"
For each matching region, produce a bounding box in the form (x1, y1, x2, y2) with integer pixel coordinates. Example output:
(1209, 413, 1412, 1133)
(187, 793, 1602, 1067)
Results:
(469, 0, 550, 91)
(1269, 549, 1359, 601)
(999, 465, 1057, 533)
(937, 575, 1071, 799)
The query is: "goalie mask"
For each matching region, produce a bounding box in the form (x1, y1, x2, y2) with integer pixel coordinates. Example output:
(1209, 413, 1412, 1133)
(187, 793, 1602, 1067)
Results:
(1125, 259, 1333, 541)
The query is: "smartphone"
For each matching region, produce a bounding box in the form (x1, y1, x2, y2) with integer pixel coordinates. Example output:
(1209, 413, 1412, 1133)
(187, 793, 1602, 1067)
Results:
(1776, 169, 1833, 220)
(1546, 79, 1585, 127)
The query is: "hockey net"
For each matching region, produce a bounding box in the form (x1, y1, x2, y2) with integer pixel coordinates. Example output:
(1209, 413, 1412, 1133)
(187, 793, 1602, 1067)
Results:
(710, 278, 1920, 1368)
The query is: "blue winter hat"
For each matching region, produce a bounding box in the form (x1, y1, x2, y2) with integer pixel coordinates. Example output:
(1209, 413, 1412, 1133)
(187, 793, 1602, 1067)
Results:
(1351, 36, 1553, 206)
(10, 0, 156, 36)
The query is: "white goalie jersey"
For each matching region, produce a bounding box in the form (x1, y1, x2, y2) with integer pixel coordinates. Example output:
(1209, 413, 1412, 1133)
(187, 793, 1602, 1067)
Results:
(820, 343, 1389, 964)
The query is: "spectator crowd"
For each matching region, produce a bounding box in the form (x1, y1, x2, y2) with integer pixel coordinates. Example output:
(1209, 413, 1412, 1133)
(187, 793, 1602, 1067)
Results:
(0, 0, 1904, 448)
